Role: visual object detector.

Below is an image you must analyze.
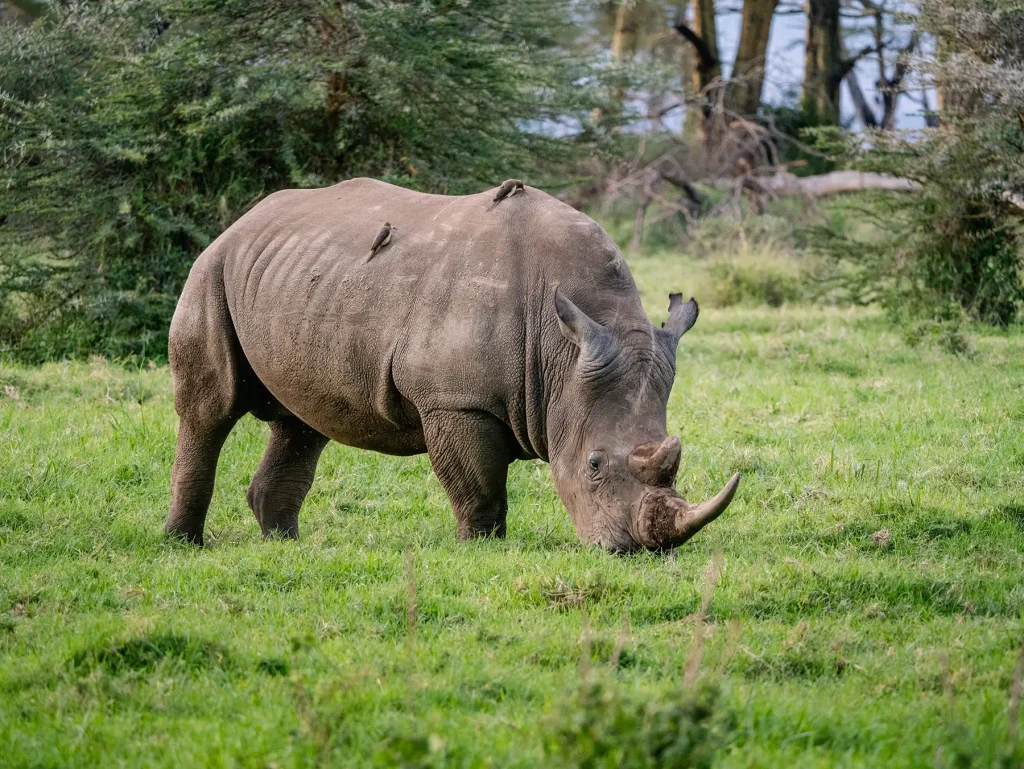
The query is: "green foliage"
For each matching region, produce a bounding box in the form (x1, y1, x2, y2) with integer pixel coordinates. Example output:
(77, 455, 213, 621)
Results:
(903, 319, 976, 357)
(544, 677, 733, 768)
(607, 203, 819, 310)
(0, 0, 621, 360)
(758, 101, 840, 177)
(809, 0, 1024, 325)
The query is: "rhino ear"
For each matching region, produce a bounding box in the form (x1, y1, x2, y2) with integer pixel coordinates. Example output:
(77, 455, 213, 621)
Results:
(554, 288, 605, 350)
(660, 293, 698, 347)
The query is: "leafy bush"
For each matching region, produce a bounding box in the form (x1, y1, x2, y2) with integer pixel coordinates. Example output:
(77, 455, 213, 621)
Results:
(758, 101, 839, 177)
(544, 677, 734, 769)
(903, 319, 975, 357)
(707, 261, 803, 308)
(0, 0, 620, 360)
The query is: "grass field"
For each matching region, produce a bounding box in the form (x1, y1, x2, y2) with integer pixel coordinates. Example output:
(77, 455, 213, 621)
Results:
(2, 254, 1024, 767)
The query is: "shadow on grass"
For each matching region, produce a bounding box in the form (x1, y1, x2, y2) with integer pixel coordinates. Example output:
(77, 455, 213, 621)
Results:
(68, 631, 289, 678)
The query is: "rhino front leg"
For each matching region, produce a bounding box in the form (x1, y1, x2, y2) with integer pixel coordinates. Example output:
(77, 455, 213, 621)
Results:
(247, 417, 330, 539)
(423, 411, 517, 539)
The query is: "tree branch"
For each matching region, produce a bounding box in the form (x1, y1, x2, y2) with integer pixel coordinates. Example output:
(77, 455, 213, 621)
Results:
(879, 32, 918, 129)
(838, 45, 880, 82)
(673, 23, 719, 73)
(845, 71, 879, 128)
(887, 33, 917, 92)
(659, 168, 706, 207)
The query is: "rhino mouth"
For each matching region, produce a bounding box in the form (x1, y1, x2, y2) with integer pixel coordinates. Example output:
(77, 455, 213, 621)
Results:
(601, 533, 642, 554)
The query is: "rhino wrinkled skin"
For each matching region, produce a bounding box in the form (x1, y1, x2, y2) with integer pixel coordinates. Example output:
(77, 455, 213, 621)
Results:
(164, 178, 739, 551)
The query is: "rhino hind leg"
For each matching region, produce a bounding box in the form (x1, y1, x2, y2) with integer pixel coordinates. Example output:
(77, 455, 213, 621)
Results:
(423, 411, 517, 539)
(246, 417, 329, 539)
(165, 254, 260, 545)
(166, 416, 240, 545)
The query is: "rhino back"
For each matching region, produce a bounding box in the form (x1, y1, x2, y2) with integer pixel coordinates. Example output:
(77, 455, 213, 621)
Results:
(212, 178, 642, 457)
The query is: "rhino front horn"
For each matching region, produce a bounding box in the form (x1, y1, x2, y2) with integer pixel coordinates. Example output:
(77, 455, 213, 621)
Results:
(632, 473, 741, 550)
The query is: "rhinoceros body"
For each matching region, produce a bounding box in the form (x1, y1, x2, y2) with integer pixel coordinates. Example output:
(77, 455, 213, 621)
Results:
(165, 178, 738, 551)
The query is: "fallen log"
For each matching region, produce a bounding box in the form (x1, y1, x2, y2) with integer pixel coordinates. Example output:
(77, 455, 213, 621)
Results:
(753, 172, 1024, 217)
(751, 170, 921, 198)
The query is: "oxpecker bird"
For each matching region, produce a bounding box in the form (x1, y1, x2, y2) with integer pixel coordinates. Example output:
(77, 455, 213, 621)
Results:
(492, 179, 526, 204)
(366, 222, 395, 262)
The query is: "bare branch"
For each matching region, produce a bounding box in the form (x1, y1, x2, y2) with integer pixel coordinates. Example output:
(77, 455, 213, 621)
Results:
(838, 45, 881, 81)
(845, 71, 880, 127)
(673, 23, 719, 74)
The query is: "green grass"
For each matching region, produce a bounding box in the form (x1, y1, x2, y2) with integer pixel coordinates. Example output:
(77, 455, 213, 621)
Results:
(2, 254, 1024, 767)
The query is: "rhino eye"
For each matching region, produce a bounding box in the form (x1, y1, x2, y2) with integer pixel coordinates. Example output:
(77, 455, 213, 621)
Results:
(587, 451, 606, 479)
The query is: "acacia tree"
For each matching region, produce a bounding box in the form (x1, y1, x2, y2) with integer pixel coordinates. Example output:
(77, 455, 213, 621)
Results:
(803, 0, 843, 123)
(611, 0, 644, 63)
(0, 0, 620, 359)
(672, 0, 722, 141)
(685, 0, 722, 95)
(730, 0, 781, 115)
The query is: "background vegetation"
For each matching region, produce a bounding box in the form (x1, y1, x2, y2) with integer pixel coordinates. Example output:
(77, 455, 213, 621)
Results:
(2, 0, 1024, 361)
(809, 0, 1024, 326)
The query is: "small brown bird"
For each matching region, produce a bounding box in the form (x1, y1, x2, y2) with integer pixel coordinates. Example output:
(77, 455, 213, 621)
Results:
(492, 179, 526, 204)
(366, 221, 395, 261)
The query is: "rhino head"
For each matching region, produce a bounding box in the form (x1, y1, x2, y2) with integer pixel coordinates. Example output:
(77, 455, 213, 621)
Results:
(548, 289, 740, 552)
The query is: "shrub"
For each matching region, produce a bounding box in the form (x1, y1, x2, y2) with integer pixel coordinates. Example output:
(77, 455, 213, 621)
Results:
(902, 319, 975, 357)
(707, 261, 804, 308)
(544, 677, 734, 769)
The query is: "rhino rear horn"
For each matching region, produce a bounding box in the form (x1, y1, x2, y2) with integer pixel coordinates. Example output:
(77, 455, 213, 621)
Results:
(628, 436, 681, 487)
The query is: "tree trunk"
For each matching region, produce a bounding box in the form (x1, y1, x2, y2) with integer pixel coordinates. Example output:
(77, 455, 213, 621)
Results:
(612, 1, 642, 64)
(320, 8, 352, 177)
(802, 0, 842, 124)
(728, 0, 779, 117)
(630, 197, 652, 256)
(753, 170, 921, 197)
(935, 84, 960, 117)
(920, 87, 939, 128)
(933, 34, 961, 121)
(608, 1, 643, 119)
(681, 34, 701, 140)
